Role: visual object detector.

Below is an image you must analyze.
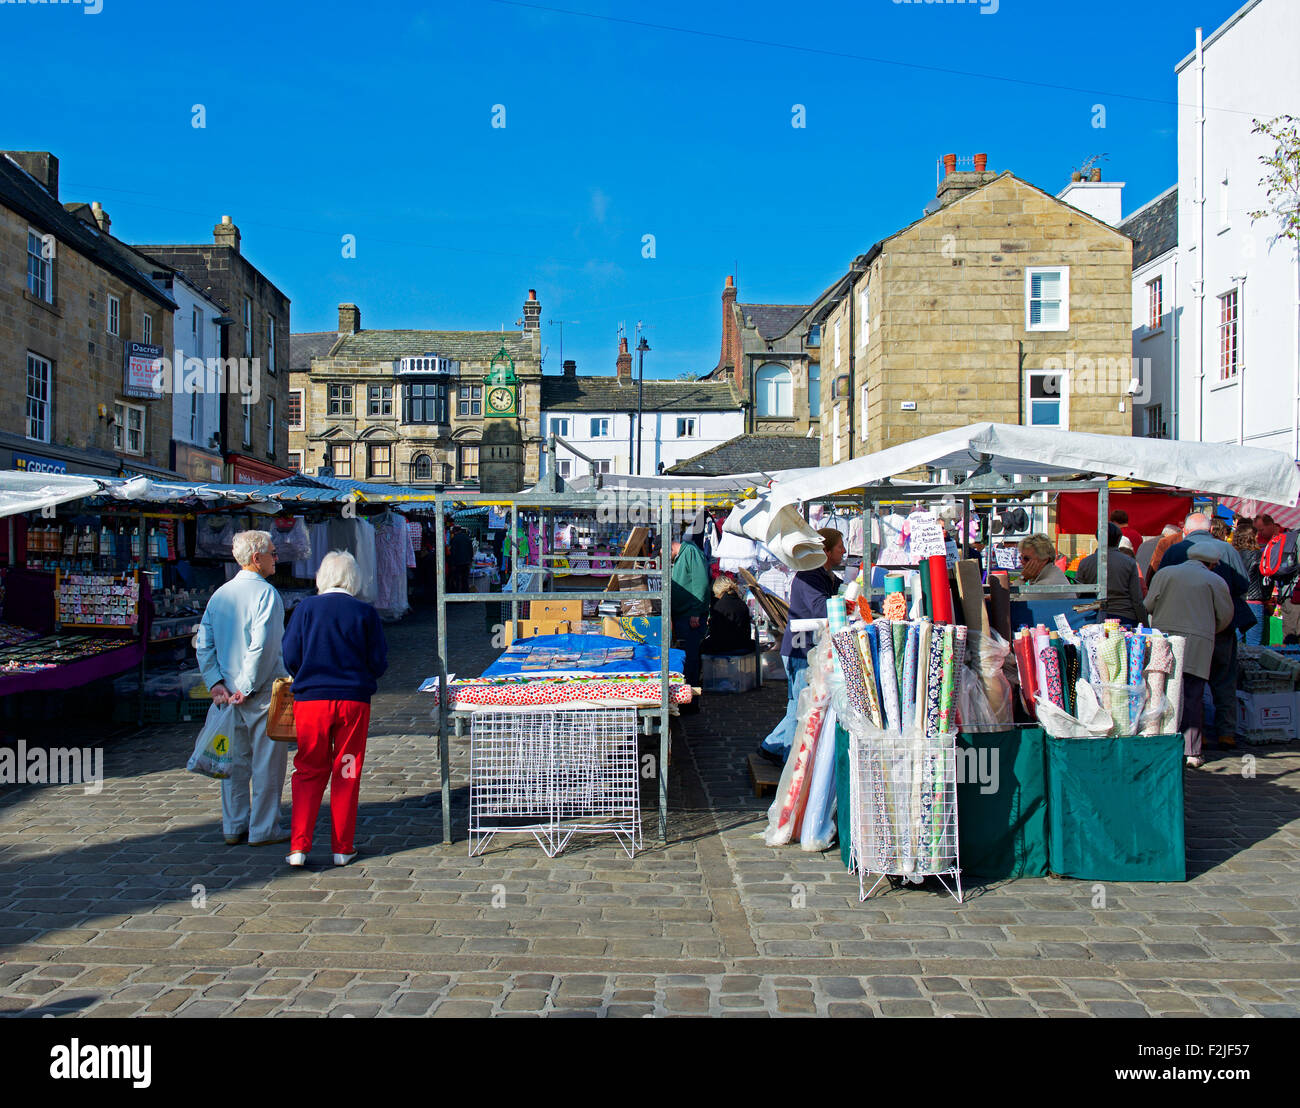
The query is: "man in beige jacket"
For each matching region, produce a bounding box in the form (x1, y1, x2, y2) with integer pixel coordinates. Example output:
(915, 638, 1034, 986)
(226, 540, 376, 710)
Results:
(1144, 545, 1235, 767)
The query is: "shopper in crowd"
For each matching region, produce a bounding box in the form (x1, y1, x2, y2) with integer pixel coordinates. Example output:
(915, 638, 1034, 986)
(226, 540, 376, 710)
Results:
(447, 525, 474, 593)
(1153, 512, 1252, 747)
(415, 536, 439, 606)
(670, 534, 711, 704)
(1075, 523, 1147, 627)
(1145, 545, 1235, 768)
(282, 551, 388, 867)
(195, 530, 290, 846)
(1017, 533, 1069, 586)
(1255, 514, 1300, 644)
(758, 528, 844, 765)
(701, 575, 753, 656)
(1147, 524, 1183, 577)
(1233, 520, 1266, 646)
(1109, 508, 1143, 552)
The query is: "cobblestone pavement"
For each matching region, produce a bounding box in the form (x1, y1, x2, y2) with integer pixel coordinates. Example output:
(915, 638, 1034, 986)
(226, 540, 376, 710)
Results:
(2, 605, 1299, 1017)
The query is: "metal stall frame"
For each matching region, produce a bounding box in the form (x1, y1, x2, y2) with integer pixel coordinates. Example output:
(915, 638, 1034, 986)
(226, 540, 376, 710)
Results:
(433, 488, 675, 846)
(843, 474, 1111, 608)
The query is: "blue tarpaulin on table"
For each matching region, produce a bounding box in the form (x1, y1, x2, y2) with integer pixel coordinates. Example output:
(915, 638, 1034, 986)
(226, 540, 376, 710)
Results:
(481, 633, 684, 677)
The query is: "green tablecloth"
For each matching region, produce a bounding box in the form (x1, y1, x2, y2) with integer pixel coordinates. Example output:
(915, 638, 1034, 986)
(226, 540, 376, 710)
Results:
(1046, 733, 1186, 882)
(956, 727, 1049, 879)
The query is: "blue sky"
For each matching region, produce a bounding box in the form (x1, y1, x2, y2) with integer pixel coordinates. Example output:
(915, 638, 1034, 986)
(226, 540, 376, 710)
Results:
(2, 0, 1256, 379)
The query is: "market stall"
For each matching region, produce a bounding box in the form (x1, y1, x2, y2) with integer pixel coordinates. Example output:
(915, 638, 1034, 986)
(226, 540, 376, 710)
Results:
(739, 422, 1300, 895)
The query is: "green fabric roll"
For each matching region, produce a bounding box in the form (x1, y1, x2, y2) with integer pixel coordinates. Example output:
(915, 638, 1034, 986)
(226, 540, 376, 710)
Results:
(836, 723, 852, 870)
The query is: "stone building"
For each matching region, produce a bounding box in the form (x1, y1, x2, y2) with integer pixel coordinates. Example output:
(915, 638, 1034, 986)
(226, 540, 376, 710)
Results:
(816, 158, 1134, 465)
(0, 151, 178, 477)
(136, 217, 292, 484)
(289, 292, 544, 488)
(701, 275, 832, 438)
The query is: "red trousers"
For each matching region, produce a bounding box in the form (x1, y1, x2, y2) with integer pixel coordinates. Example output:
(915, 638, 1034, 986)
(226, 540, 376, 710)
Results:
(290, 699, 370, 854)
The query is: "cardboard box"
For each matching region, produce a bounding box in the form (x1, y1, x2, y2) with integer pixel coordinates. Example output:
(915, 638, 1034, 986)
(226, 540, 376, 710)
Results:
(602, 617, 627, 639)
(1237, 691, 1297, 741)
(502, 619, 571, 645)
(529, 600, 582, 624)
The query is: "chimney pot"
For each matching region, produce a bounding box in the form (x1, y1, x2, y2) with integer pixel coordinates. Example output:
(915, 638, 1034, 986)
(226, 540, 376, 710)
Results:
(725, 274, 734, 287)
(974, 152, 988, 172)
(338, 303, 361, 334)
(943, 153, 957, 176)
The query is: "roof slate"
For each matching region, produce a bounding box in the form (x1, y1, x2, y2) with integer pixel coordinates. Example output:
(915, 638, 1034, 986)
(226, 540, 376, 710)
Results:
(1120, 187, 1178, 270)
(1, 155, 177, 311)
(328, 330, 535, 363)
(736, 303, 810, 341)
(542, 376, 738, 413)
(666, 433, 820, 476)
(290, 331, 340, 371)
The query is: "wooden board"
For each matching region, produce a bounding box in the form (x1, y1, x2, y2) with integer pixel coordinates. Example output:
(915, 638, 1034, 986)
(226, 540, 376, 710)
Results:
(748, 752, 782, 798)
(606, 526, 650, 594)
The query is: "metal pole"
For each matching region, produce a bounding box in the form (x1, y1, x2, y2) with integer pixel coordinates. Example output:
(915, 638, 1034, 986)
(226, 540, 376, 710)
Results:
(1097, 483, 1109, 614)
(434, 497, 451, 844)
(658, 492, 670, 842)
(636, 344, 645, 475)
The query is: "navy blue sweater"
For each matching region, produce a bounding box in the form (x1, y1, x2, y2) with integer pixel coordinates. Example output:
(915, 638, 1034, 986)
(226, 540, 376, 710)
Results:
(282, 592, 389, 703)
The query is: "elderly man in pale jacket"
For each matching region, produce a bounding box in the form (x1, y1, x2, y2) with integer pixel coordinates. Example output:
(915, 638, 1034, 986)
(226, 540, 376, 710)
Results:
(195, 530, 290, 844)
(1145, 544, 1235, 767)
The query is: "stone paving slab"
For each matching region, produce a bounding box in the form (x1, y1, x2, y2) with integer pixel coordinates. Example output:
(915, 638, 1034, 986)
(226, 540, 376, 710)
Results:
(1, 605, 1299, 1017)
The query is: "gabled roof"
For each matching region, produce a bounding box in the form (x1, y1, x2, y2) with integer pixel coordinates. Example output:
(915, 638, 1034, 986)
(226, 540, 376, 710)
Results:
(542, 376, 738, 413)
(327, 330, 534, 363)
(1, 155, 177, 311)
(290, 331, 341, 371)
(666, 433, 821, 477)
(1120, 187, 1178, 270)
(736, 303, 810, 341)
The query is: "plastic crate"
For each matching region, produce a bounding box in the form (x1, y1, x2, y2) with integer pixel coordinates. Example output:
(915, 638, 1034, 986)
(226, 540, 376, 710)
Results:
(701, 651, 758, 694)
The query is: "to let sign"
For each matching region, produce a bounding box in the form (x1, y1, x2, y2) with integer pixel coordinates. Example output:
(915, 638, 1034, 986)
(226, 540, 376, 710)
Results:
(124, 343, 163, 398)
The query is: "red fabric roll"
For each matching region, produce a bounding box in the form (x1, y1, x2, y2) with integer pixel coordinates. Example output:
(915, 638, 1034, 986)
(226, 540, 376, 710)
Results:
(927, 554, 954, 624)
(1013, 630, 1039, 716)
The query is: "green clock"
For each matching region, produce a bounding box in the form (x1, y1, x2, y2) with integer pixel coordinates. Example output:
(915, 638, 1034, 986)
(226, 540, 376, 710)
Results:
(486, 385, 516, 416)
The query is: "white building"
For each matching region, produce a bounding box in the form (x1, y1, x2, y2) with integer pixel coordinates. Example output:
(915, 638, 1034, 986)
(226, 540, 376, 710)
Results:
(1175, 0, 1300, 452)
(164, 274, 225, 463)
(1121, 187, 1179, 439)
(540, 348, 743, 478)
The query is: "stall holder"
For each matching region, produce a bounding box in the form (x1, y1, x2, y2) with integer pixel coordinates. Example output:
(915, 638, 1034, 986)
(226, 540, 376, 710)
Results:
(431, 489, 676, 846)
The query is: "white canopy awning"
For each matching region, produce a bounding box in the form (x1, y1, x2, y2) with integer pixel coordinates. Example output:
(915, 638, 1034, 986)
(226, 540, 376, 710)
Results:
(0, 473, 114, 519)
(767, 423, 1300, 509)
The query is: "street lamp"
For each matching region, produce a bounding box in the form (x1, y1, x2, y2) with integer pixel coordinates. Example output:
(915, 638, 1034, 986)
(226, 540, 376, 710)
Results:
(636, 335, 650, 475)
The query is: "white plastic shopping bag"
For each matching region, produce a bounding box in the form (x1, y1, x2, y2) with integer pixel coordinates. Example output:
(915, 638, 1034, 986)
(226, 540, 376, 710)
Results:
(187, 702, 236, 779)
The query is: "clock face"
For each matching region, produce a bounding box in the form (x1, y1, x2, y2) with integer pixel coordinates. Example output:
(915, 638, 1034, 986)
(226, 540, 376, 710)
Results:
(487, 386, 514, 413)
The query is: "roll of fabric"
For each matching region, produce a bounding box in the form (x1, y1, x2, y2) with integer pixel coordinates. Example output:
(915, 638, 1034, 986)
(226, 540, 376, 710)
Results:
(1032, 626, 1051, 704)
(1143, 632, 1173, 736)
(876, 620, 901, 732)
(924, 624, 944, 738)
(955, 559, 988, 638)
(915, 621, 932, 732)
(1013, 629, 1039, 715)
(1099, 630, 1127, 735)
(1062, 642, 1080, 716)
(987, 571, 1012, 642)
(927, 554, 954, 624)
(1039, 644, 1065, 710)
(884, 572, 905, 595)
(864, 623, 884, 716)
(832, 630, 872, 720)
(892, 619, 906, 693)
(938, 625, 957, 734)
(918, 559, 934, 620)
(854, 630, 883, 728)
(951, 623, 968, 730)
(1127, 632, 1146, 733)
(1162, 634, 1186, 735)
(902, 621, 919, 729)
(826, 595, 849, 634)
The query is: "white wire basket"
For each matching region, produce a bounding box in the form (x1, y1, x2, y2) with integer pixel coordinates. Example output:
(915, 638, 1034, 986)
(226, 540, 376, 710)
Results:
(468, 708, 642, 858)
(850, 729, 962, 903)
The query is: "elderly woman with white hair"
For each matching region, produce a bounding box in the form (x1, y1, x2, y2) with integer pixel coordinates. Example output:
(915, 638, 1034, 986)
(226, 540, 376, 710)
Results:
(281, 550, 388, 867)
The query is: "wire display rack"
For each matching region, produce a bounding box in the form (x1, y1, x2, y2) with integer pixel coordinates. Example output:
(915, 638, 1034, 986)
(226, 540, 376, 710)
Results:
(850, 730, 963, 903)
(468, 708, 642, 858)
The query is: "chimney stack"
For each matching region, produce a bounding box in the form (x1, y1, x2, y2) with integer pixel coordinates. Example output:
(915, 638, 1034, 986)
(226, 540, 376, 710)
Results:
(714, 274, 743, 392)
(522, 288, 541, 331)
(338, 303, 361, 334)
(4, 151, 59, 199)
(935, 153, 997, 211)
(562, 359, 577, 379)
(214, 214, 241, 253)
(616, 336, 632, 382)
(90, 201, 110, 234)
